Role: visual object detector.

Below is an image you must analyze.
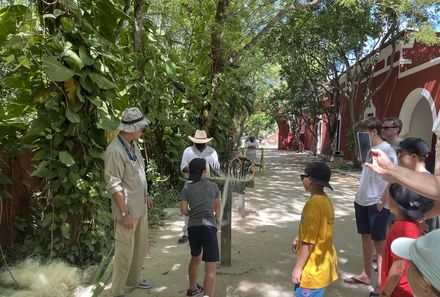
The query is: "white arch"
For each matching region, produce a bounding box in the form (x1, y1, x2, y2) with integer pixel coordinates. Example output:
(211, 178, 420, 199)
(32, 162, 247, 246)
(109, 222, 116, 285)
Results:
(399, 88, 437, 137)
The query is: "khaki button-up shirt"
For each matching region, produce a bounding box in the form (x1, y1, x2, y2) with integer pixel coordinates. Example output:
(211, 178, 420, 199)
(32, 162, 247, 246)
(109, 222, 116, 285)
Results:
(104, 136, 148, 220)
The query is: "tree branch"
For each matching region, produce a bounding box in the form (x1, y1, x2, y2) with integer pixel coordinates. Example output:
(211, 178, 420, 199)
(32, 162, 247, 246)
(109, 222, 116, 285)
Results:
(228, 0, 319, 65)
(115, 0, 131, 41)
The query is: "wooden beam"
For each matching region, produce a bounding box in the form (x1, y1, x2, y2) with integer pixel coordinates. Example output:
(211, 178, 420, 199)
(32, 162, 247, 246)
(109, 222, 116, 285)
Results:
(220, 186, 232, 266)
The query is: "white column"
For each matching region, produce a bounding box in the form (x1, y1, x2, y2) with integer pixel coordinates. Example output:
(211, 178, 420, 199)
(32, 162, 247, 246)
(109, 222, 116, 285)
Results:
(434, 133, 440, 176)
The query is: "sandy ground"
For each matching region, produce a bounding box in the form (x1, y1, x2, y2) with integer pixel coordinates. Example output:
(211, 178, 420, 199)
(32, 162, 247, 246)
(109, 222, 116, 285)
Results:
(102, 149, 379, 297)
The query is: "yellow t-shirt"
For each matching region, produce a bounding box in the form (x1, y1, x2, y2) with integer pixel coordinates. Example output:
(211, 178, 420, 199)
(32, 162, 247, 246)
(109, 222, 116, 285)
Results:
(297, 194, 339, 289)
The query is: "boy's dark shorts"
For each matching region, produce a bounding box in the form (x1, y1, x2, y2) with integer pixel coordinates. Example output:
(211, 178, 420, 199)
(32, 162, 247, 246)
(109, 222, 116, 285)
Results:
(354, 202, 390, 241)
(188, 225, 219, 262)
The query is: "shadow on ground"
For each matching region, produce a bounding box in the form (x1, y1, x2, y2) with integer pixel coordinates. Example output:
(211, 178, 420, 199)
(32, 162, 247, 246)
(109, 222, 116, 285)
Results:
(102, 149, 376, 297)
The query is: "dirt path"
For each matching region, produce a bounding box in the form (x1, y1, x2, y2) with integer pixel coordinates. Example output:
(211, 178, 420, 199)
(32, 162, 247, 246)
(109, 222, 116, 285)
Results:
(103, 149, 378, 297)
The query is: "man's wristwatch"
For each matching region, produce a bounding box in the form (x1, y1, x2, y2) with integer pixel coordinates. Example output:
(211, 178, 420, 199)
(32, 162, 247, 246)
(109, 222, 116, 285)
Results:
(121, 211, 130, 217)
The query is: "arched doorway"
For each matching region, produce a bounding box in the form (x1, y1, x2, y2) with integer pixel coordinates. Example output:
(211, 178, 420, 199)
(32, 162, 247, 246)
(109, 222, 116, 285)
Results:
(399, 88, 437, 172)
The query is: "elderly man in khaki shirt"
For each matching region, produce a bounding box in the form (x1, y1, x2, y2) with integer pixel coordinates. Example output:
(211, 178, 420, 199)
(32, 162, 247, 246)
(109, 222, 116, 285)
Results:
(104, 107, 154, 297)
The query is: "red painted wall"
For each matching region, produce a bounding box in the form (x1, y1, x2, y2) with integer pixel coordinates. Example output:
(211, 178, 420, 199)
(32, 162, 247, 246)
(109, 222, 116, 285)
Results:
(307, 37, 440, 161)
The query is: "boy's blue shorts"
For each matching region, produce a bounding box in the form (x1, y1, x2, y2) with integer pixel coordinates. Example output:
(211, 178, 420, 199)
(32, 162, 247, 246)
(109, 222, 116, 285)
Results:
(294, 286, 326, 297)
(354, 201, 390, 241)
(188, 225, 219, 262)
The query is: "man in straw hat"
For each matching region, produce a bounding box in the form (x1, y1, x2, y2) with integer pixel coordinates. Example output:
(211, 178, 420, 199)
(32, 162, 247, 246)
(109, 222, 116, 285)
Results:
(178, 129, 220, 244)
(104, 107, 154, 297)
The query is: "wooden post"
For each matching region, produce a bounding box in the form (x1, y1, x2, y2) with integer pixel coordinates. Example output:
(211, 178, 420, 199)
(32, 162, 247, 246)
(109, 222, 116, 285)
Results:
(220, 186, 232, 266)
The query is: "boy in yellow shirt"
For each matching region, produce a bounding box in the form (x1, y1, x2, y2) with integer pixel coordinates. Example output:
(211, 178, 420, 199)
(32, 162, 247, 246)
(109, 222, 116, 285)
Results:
(291, 162, 339, 297)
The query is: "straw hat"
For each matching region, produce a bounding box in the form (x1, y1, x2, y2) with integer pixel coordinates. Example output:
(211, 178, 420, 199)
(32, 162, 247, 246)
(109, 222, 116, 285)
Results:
(188, 130, 212, 144)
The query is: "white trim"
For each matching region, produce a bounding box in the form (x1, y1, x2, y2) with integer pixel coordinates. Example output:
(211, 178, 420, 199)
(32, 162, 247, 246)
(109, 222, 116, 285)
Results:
(316, 115, 323, 155)
(398, 57, 440, 78)
(339, 38, 439, 86)
(337, 113, 342, 152)
(399, 88, 437, 137)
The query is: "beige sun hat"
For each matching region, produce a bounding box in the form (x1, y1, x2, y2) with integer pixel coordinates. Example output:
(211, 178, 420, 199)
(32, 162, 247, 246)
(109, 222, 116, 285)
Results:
(188, 130, 213, 144)
(118, 107, 150, 133)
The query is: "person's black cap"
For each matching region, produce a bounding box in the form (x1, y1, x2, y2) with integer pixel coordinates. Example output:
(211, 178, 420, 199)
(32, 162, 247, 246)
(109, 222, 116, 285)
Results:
(188, 158, 206, 182)
(399, 137, 430, 158)
(303, 162, 333, 191)
(389, 183, 433, 219)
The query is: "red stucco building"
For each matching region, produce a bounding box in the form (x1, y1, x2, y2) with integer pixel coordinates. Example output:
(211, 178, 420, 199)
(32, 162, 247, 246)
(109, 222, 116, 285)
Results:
(300, 34, 440, 171)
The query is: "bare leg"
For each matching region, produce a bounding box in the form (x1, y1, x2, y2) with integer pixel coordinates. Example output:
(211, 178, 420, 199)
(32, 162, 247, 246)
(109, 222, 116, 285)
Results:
(374, 240, 386, 289)
(359, 234, 374, 283)
(203, 261, 217, 297)
(188, 254, 202, 288)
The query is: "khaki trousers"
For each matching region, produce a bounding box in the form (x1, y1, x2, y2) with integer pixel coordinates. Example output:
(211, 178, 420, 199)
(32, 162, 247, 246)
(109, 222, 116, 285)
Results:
(111, 215, 148, 296)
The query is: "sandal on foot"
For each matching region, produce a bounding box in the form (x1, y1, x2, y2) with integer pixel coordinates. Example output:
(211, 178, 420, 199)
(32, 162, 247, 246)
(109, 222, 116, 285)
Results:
(343, 276, 372, 286)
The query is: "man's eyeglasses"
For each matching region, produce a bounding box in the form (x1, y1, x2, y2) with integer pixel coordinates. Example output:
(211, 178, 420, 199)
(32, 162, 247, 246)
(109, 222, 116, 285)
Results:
(382, 126, 397, 129)
(300, 174, 309, 181)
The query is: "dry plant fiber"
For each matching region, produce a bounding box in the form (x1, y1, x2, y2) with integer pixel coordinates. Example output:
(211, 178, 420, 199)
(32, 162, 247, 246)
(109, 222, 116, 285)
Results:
(0, 258, 80, 297)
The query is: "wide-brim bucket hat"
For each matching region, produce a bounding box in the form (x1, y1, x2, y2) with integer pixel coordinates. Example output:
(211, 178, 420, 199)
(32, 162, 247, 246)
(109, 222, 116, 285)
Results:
(118, 107, 150, 132)
(188, 130, 213, 144)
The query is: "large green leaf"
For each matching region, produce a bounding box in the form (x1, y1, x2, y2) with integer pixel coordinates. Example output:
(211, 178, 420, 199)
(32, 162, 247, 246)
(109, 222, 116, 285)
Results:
(79, 46, 94, 66)
(60, 16, 76, 33)
(88, 73, 117, 89)
(165, 61, 177, 80)
(88, 148, 103, 159)
(64, 49, 84, 70)
(66, 106, 81, 123)
(98, 117, 119, 131)
(32, 166, 54, 178)
(59, 151, 75, 167)
(42, 56, 75, 82)
(0, 5, 28, 43)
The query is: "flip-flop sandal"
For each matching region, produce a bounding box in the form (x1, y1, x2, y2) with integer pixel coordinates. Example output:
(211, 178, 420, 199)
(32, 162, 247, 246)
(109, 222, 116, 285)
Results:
(368, 292, 380, 297)
(343, 276, 372, 286)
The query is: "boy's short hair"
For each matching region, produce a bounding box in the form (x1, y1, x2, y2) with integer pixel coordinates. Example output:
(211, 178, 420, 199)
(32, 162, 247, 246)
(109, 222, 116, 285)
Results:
(391, 229, 440, 294)
(356, 116, 382, 135)
(388, 183, 433, 219)
(384, 116, 403, 133)
(398, 137, 430, 159)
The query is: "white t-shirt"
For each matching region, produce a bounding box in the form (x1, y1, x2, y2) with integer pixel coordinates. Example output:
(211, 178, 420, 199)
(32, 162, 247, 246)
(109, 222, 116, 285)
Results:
(180, 145, 220, 177)
(245, 139, 258, 149)
(355, 141, 397, 206)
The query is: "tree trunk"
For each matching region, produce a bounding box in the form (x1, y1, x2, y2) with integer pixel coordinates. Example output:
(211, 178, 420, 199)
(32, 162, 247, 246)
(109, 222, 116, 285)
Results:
(204, 0, 229, 132)
(115, 0, 132, 40)
(133, 0, 145, 71)
(204, 0, 320, 131)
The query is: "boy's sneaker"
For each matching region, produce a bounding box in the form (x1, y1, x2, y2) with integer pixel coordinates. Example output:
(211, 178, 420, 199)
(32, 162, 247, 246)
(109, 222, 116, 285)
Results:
(126, 278, 154, 290)
(178, 235, 189, 244)
(137, 279, 154, 289)
(186, 283, 203, 296)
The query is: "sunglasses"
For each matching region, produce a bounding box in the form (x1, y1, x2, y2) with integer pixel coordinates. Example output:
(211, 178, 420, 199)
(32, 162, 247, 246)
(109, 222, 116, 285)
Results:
(396, 149, 413, 156)
(300, 174, 309, 181)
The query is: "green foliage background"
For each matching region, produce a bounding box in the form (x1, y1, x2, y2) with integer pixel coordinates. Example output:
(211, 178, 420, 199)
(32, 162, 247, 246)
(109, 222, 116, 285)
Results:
(0, 0, 438, 266)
